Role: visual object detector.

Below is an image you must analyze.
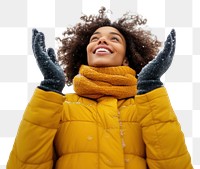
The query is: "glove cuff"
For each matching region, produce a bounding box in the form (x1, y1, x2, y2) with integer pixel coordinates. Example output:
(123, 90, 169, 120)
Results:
(137, 80, 163, 95)
(39, 79, 65, 95)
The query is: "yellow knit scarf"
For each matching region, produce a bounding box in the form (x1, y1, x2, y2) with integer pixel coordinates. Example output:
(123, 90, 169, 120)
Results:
(73, 65, 137, 99)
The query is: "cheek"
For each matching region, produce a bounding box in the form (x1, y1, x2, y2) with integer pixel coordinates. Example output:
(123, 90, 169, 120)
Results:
(122, 45, 126, 54)
(86, 45, 90, 58)
(86, 44, 93, 64)
(86, 45, 90, 55)
(118, 46, 126, 58)
(86, 44, 94, 56)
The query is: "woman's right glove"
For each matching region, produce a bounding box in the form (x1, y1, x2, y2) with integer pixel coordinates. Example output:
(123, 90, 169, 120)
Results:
(32, 29, 66, 94)
(137, 29, 176, 95)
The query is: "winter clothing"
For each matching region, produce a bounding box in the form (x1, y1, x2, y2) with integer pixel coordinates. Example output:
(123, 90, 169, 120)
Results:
(137, 29, 176, 94)
(73, 65, 137, 99)
(7, 86, 193, 169)
(7, 28, 193, 169)
(32, 29, 66, 94)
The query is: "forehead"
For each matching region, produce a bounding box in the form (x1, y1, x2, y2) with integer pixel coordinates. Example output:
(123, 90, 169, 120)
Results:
(93, 26, 126, 43)
(93, 26, 123, 36)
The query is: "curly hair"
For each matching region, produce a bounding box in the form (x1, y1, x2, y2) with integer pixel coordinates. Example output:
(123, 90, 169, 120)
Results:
(57, 7, 161, 86)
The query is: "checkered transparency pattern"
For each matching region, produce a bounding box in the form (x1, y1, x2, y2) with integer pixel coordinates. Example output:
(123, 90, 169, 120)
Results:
(0, 0, 199, 168)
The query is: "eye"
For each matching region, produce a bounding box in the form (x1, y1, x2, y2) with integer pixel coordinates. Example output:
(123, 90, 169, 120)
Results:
(111, 37, 119, 42)
(90, 36, 99, 42)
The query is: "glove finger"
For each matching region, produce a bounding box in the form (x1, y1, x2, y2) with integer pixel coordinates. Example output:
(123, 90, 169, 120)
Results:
(47, 48, 57, 63)
(170, 29, 176, 43)
(33, 33, 47, 59)
(32, 28, 39, 52)
(158, 31, 175, 74)
(156, 30, 175, 62)
(162, 31, 173, 55)
(37, 32, 46, 52)
(169, 29, 176, 57)
(163, 29, 176, 66)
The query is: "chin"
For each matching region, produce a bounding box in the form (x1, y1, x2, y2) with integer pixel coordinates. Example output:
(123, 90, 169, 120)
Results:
(89, 62, 108, 67)
(88, 60, 121, 67)
(91, 64, 120, 68)
(91, 64, 109, 67)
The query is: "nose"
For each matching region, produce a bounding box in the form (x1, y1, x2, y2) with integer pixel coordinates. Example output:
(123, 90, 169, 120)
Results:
(98, 36, 108, 45)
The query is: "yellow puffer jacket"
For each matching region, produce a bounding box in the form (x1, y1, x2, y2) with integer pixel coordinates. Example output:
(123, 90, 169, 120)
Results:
(7, 87, 193, 169)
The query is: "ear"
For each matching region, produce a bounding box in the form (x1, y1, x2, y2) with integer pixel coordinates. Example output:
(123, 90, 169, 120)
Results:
(122, 58, 129, 66)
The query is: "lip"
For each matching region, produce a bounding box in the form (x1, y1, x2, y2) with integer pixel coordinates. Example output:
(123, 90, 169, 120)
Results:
(93, 45, 113, 54)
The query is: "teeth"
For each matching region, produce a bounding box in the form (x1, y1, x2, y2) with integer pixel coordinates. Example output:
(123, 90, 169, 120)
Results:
(95, 48, 111, 53)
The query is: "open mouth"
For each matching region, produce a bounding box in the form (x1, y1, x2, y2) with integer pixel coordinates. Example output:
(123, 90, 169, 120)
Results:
(93, 47, 113, 54)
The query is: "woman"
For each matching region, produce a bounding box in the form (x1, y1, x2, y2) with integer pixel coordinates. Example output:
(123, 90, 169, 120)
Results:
(7, 7, 193, 169)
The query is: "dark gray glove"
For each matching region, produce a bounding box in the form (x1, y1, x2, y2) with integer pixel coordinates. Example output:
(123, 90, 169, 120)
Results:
(137, 29, 176, 95)
(32, 29, 65, 94)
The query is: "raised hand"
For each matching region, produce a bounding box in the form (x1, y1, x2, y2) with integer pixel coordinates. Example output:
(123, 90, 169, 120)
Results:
(32, 28, 65, 94)
(137, 29, 176, 94)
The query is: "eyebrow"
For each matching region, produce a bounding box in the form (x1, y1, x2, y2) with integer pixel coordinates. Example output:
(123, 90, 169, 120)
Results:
(92, 31, 124, 40)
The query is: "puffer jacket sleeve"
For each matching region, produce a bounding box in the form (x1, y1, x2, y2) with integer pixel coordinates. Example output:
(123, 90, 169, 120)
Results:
(6, 88, 65, 169)
(135, 87, 193, 169)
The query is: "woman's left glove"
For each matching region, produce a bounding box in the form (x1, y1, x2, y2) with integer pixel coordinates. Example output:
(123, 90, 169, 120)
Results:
(137, 29, 176, 95)
(32, 28, 66, 94)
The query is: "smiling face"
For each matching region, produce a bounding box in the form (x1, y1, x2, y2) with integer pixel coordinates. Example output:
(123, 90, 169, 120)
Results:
(86, 26, 128, 67)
